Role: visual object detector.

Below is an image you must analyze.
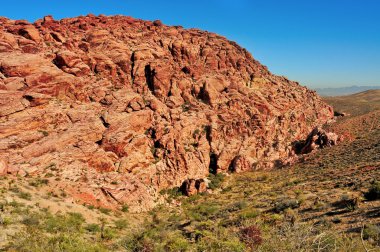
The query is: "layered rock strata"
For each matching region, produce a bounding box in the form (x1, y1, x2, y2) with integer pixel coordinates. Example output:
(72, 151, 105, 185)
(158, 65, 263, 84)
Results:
(0, 15, 333, 211)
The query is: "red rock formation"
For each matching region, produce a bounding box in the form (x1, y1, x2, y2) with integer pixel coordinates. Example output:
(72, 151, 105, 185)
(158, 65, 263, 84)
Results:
(181, 179, 207, 196)
(0, 15, 333, 212)
(294, 127, 339, 155)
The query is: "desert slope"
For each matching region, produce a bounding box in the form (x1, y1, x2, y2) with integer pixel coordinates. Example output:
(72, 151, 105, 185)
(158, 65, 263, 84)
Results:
(0, 15, 333, 211)
(324, 89, 380, 117)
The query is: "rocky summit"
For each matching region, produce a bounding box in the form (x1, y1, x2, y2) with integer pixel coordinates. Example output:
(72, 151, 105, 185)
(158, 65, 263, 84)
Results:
(0, 15, 333, 212)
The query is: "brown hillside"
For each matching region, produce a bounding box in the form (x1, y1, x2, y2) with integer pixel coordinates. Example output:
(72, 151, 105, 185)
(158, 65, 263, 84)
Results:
(324, 89, 380, 117)
(324, 90, 380, 140)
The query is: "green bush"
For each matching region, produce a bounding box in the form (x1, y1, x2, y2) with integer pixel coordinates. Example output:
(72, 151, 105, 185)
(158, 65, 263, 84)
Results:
(239, 209, 260, 220)
(160, 187, 182, 199)
(186, 202, 220, 221)
(85, 223, 101, 233)
(114, 219, 128, 230)
(363, 224, 380, 242)
(8, 229, 108, 252)
(22, 213, 40, 226)
(208, 173, 225, 190)
(101, 228, 117, 240)
(44, 212, 85, 233)
(98, 207, 111, 215)
(273, 197, 300, 213)
(18, 191, 32, 200)
(29, 178, 49, 187)
(365, 181, 380, 200)
(164, 234, 190, 252)
(121, 204, 129, 212)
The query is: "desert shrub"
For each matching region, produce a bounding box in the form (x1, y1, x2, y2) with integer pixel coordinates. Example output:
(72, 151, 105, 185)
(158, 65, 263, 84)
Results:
(101, 227, 117, 240)
(332, 194, 358, 211)
(239, 209, 260, 220)
(365, 181, 380, 200)
(7, 200, 24, 208)
(218, 201, 248, 218)
(18, 191, 32, 200)
(196, 229, 246, 252)
(239, 225, 263, 249)
(98, 207, 111, 215)
(284, 179, 301, 187)
(363, 224, 380, 243)
(121, 233, 155, 252)
(231, 201, 248, 211)
(29, 178, 49, 187)
(273, 197, 300, 212)
(0, 216, 11, 226)
(87, 205, 95, 210)
(256, 174, 269, 181)
(85, 223, 101, 233)
(186, 202, 220, 221)
(114, 219, 128, 230)
(160, 187, 182, 199)
(283, 208, 298, 224)
(22, 213, 41, 226)
(265, 213, 283, 224)
(164, 234, 190, 252)
(8, 229, 107, 252)
(208, 173, 225, 190)
(310, 232, 341, 251)
(38, 130, 49, 136)
(121, 204, 129, 212)
(44, 212, 85, 233)
(9, 186, 20, 193)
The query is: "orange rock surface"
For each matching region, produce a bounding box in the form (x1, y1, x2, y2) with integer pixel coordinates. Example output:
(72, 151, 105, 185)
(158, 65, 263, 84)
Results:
(0, 15, 333, 212)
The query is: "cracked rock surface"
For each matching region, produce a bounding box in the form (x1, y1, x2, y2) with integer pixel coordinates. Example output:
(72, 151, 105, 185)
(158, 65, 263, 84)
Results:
(0, 15, 333, 212)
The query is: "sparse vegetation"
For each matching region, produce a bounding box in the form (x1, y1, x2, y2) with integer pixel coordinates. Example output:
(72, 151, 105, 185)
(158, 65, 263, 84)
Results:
(207, 173, 225, 190)
(98, 207, 111, 215)
(38, 130, 49, 137)
(29, 178, 49, 187)
(85, 223, 101, 233)
(18, 191, 32, 200)
(273, 197, 300, 212)
(121, 204, 129, 212)
(239, 225, 263, 249)
(363, 224, 380, 244)
(365, 181, 380, 200)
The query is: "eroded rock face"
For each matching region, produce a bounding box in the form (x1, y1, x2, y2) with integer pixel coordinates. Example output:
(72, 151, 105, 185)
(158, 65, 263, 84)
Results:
(0, 15, 333, 212)
(294, 127, 339, 155)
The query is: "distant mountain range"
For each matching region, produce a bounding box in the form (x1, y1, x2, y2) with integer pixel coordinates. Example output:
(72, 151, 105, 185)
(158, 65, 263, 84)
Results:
(314, 86, 380, 97)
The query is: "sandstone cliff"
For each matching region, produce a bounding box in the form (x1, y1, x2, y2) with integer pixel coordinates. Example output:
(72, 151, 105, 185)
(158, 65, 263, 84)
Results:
(0, 15, 333, 212)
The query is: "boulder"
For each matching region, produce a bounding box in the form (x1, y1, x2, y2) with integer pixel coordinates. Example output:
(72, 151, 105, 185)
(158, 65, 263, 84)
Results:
(181, 179, 207, 196)
(18, 26, 41, 42)
(296, 127, 339, 154)
(229, 156, 251, 173)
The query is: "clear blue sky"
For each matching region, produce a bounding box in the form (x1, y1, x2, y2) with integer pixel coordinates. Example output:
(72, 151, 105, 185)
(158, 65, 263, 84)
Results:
(1, 0, 379, 88)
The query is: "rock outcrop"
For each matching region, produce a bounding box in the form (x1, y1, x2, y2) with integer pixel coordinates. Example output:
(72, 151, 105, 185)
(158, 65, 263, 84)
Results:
(294, 127, 339, 155)
(181, 179, 207, 196)
(0, 15, 333, 212)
